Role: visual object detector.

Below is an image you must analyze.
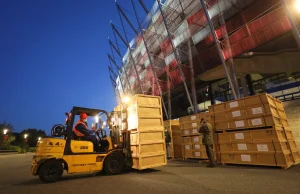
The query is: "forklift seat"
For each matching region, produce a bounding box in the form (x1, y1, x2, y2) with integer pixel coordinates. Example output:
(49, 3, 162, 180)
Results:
(72, 131, 82, 140)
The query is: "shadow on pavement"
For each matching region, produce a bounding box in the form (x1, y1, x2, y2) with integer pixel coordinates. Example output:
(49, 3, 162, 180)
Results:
(14, 168, 164, 186)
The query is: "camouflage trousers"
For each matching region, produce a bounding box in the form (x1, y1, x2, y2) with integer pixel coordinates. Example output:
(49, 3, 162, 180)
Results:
(205, 145, 216, 167)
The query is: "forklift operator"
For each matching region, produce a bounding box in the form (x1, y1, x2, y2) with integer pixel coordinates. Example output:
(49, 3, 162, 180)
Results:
(73, 113, 99, 151)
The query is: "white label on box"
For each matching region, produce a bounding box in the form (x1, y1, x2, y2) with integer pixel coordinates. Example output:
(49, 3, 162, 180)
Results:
(184, 130, 189, 135)
(252, 107, 263, 115)
(192, 129, 198, 134)
(237, 143, 248, 150)
(191, 115, 196, 120)
(230, 101, 238, 108)
(194, 145, 201, 150)
(257, 144, 269, 152)
(235, 121, 245, 128)
(234, 133, 245, 140)
(251, 118, 262, 126)
(194, 137, 199, 142)
(195, 152, 201, 157)
(241, 154, 251, 162)
(185, 145, 190, 150)
(192, 122, 197, 127)
(232, 110, 241, 117)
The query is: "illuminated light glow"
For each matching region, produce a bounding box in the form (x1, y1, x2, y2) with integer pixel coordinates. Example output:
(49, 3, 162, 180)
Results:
(24, 134, 28, 139)
(95, 115, 99, 123)
(38, 137, 41, 141)
(3, 129, 8, 135)
(296, 0, 300, 12)
(122, 96, 130, 103)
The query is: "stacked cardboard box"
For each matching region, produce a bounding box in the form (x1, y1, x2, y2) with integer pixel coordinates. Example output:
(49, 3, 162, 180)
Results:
(126, 94, 167, 170)
(179, 112, 214, 159)
(164, 120, 182, 159)
(210, 93, 300, 169)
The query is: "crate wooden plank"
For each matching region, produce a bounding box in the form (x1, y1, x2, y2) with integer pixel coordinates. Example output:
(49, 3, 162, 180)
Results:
(220, 151, 293, 169)
(132, 153, 167, 170)
(131, 141, 165, 157)
(130, 131, 164, 145)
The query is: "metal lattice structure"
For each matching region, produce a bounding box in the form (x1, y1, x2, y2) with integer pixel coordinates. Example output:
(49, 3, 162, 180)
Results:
(107, 0, 300, 119)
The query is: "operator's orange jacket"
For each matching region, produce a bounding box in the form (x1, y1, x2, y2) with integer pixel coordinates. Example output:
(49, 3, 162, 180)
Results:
(73, 121, 88, 137)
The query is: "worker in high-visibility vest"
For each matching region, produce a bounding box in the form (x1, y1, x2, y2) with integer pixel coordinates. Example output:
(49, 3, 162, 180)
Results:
(73, 112, 99, 151)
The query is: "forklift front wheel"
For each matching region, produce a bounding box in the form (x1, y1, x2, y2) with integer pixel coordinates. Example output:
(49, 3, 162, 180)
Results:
(103, 152, 125, 175)
(38, 160, 64, 183)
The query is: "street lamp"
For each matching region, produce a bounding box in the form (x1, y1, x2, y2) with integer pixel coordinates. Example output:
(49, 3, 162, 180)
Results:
(3, 129, 8, 135)
(24, 134, 28, 139)
(38, 137, 41, 141)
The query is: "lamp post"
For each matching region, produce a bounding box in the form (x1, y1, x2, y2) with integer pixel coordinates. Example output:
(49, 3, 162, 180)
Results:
(24, 133, 28, 143)
(0, 129, 9, 149)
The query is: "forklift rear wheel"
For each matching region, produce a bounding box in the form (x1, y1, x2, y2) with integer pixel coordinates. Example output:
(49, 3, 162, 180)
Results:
(38, 160, 64, 183)
(103, 152, 125, 175)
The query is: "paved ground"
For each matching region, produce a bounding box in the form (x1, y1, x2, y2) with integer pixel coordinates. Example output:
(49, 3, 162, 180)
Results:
(0, 153, 300, 194)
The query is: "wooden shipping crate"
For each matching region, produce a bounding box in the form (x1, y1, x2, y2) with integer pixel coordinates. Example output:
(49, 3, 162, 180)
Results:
(229, 119, 251, 129)
(192, 144, 203, 150)
(180, 123, 190, 130)
(209, 103, 226, 113)
(172, 136, 182, 145)
(259, 93, 284, 111)
(183, 137, 192, 144)
(130, 94, 161, 107)
(283, 127, 295, 140)
(131, 141, 165, 157)
(132, 153, 167, 170)
(217, 133, 231, 143)
(226, 109, 248, 120)
(183, 144, 193, 151)
(181, 129, 191, 136)
(191, 136, 202, 144)
(190, 128, 200, 135)
(228, 131, 252, 141)
(183, 150, 193, 158)
(264, 115, 289, 128)
(169, 144, 183, 159)
(127, 116, 164, 131)
(209, 93, 284, 113)
(130, 131, 165, 145)
(221, 151, 293, 168)
(250, 127, 286, 141)
(189, 121, 201, 129)
(127, 104, 162, 118)
(192, 150, 208, 159)
(164, 120, 180, 131)
(229, 140, 290, 153)
(214, 111, 229, 122)
(292, 151, 300, 164)
(179, 115, 190, 124)
(219, 142, 234, 152)
(288, 140, 298, 151)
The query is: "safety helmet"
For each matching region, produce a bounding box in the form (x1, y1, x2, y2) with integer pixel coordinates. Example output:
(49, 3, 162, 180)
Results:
(80, 113, 88, 119)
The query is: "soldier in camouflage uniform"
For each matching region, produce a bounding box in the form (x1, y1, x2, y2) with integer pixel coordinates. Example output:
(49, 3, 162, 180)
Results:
(199, 118, 216, 168)
(164, 130, 171, 159)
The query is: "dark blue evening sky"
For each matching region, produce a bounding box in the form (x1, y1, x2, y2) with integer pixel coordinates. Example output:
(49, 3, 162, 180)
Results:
(0, 0, 154, 134)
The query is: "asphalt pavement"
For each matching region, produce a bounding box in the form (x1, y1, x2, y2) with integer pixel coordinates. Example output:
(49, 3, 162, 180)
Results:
(0, 153, 300, 194)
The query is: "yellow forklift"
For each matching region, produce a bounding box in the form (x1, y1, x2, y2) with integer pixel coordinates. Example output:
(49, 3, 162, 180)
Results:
(31, 106, 132, 183)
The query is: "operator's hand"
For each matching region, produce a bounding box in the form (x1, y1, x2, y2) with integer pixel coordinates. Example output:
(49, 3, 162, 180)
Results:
(91, 126, 96, 131)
